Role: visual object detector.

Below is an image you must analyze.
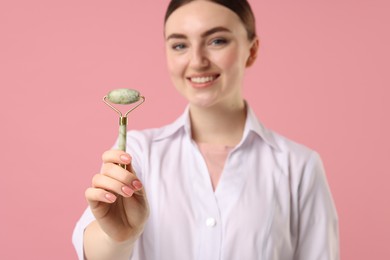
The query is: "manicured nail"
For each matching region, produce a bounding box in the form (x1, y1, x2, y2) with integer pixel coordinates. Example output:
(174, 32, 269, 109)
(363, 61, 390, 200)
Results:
(122, 186, 134, 196)
(105, 193, 116, 202)
(132, 180, 143, 190)
(120, 154, 131, 163)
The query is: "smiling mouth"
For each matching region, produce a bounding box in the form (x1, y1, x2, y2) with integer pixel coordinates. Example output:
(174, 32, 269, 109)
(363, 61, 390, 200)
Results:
(188, 74, 220, 84)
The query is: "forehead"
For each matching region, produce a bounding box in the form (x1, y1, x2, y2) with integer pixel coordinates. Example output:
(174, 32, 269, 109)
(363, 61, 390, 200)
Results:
(165, 1, 245, 36)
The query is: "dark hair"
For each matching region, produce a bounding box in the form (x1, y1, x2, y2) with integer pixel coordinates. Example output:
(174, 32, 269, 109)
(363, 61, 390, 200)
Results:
(164, 0, 256, 40)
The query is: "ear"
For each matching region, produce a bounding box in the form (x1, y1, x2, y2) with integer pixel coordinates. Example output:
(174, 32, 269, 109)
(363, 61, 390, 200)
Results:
(246, 37, 259, 67)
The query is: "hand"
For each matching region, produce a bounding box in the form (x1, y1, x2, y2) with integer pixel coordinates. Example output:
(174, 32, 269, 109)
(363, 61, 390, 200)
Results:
(85, 150, 149, 243)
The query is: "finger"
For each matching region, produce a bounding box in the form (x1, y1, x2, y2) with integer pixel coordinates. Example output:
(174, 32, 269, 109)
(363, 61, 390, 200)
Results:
(101, 162, 130, 177)
(92, 173, 136, 198)
(100, 163, 142, 191)
(85, 187, 117, 207)
(102, 150, 132, 165)
(127, 162, 139, 177)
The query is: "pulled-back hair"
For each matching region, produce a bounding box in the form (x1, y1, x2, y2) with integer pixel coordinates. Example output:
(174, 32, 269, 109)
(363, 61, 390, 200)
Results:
(164, 0, 256, 40)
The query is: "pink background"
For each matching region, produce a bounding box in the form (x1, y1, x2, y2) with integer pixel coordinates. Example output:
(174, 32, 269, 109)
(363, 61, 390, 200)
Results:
(1, 0, 389, 259)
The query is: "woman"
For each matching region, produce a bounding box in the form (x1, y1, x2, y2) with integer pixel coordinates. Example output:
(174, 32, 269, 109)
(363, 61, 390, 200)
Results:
(73, 0, 339, 259)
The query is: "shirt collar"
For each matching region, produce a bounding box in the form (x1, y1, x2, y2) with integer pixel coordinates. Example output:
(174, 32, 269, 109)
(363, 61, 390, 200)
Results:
(244, 104, 280, 151)
(153, 103, 280, 151)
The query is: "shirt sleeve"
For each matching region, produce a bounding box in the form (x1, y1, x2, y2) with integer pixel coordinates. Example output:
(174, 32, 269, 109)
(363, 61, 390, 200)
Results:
(294, 152, 339, 260)
(72, 206, 96, 260)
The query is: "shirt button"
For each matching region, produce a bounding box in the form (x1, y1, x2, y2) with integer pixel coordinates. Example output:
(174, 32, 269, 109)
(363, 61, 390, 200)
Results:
(206, 217, 217, 227)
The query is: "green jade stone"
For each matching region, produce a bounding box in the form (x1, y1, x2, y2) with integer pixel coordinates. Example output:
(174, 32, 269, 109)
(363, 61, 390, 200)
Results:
(118, 124, 127, 151)
(107, 88, 140, 104)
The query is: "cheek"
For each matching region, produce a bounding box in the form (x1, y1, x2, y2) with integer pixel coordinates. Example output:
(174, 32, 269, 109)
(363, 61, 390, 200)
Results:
(166, 52, 186, 77)
(215, 48, 246, 72)
(165, 52, 189, 94)
(166, 56, 177, 77)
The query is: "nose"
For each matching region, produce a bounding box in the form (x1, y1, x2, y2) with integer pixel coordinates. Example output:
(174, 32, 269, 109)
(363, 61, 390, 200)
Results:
(189, 46, 210, 70)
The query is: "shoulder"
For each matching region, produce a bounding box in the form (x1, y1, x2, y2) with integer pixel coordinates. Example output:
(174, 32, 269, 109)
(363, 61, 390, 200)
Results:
(270, 130, 318, 159)
(124, 114, 186, 160)
(264, 128, 327, 191)
(248, 110, 323, 177)
(270, 128, 322, 169)
(126, 108, 187, 147)
(246, 105, 319, 164)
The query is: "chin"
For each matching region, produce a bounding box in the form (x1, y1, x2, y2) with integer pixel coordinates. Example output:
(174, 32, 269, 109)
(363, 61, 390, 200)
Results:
(189, 97, 220, 109)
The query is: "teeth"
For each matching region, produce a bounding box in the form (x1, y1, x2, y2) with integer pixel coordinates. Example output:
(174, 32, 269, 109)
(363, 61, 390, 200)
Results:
(190, 76, 215, 83)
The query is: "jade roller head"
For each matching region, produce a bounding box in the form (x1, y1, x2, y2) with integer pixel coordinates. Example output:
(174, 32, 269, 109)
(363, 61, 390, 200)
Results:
(103, 88, 145, 153)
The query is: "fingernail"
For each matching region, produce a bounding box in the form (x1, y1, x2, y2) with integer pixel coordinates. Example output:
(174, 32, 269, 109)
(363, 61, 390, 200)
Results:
(120, 154, 131, 163)
(105, 193, 116, 202)
(132, 180, 143, 190)
(122, 186, 134, 196)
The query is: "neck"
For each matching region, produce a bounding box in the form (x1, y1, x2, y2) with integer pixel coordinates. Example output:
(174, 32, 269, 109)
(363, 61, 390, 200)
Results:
(189, 101, 247, 147)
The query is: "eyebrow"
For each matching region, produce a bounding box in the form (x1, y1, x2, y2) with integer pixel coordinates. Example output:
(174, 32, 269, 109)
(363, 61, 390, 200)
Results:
(166, 26, 231, 41)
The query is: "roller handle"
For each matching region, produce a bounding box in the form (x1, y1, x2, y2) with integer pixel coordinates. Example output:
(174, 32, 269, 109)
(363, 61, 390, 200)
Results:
(118, 117, 127, 168)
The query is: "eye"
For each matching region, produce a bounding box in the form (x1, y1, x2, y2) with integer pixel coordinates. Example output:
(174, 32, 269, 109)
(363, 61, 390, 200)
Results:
(171, 43, 187, 51)
(210, 38, 229, 46)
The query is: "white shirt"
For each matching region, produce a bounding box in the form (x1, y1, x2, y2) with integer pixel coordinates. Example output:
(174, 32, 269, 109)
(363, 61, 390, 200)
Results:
(72, 105, 339, 260)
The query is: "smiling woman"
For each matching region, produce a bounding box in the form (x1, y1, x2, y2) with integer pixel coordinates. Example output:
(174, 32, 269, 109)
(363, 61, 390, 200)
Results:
(73, 1, 339, 259)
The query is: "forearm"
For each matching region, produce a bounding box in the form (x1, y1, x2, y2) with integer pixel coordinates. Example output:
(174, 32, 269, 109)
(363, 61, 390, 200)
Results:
(83, 221, 134, 260)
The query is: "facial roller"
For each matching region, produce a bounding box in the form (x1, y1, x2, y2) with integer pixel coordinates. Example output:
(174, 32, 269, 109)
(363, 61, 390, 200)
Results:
(103, 88, 145, 162)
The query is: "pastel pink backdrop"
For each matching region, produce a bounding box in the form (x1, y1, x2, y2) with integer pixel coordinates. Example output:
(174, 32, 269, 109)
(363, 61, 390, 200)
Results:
(1, 0, 389, 259)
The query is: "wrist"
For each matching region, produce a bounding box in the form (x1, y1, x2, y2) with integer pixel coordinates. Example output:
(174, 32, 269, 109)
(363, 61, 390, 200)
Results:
(84, 221, 137, 260)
